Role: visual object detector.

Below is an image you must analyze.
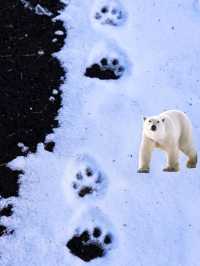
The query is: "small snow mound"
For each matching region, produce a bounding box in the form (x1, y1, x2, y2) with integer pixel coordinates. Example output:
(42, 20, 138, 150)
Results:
(55, 30, 64, 36)
(17, 143, 29, 153)
(20, 1, 52, 16)
(91, 0, 127, 27)
(35, 4, 52, 16)
(8, 156, 26, 171)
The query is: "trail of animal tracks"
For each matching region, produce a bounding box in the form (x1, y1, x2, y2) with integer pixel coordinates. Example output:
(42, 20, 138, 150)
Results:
(1, 0, 200, 265)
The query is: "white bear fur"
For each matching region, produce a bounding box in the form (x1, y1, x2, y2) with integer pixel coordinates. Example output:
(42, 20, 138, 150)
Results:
(138, 110, 197, 173)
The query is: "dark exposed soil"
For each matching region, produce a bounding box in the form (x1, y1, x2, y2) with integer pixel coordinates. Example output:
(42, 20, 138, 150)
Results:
(0, 0, 66, 237)
(0, 204, 13, 217)
(0, 167, 23, 198)
(0, 1, 66, 165)
(0, 225, 8, 237)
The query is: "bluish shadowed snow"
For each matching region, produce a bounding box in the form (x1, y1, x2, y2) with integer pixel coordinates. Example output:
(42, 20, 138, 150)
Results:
(1, 0, 200, 265)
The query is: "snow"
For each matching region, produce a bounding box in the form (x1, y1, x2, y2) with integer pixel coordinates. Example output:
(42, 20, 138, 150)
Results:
(49, 96, 55, 102)
(1, 0, 200, 265)
(45, 133, 55, 143)
(53, 89, 59, 95)
(17, 143, 29, 153)
(55, 30, 65, 36)
(38, 50, 45, 55)
(20, 0, 53, 16)
(8, 157, 26, 171)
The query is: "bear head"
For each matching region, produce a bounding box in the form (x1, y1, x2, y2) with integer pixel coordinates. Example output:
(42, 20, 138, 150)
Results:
(143, 116, 166, 141)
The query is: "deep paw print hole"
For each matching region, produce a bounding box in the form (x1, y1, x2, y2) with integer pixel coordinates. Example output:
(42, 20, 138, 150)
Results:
(44, 141, 55, 152)
(104, 234, 112, 244)
(101, 6, 109, 13)
(93, 227, 102, 238)
(78, 186, 93, 198)
(85, 167, 93, 177)
(112, 59, 119, 65)
(76, 172, 83, 180)
(67, 227, 113, 262)
(100, 58, 108, 66)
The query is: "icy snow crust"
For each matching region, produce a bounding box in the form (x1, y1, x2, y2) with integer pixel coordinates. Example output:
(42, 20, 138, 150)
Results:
(1, 0, 200, 265)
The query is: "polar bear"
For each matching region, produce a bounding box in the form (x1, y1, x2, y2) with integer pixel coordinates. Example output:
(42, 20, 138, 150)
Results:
(138, 110, 197, 173)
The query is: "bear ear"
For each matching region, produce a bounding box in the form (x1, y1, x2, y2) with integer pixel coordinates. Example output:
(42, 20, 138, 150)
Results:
(162, 118, 165, 122)
(143, 117, 147, 121)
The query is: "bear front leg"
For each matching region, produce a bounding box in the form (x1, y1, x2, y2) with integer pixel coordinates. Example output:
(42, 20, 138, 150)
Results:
(163, 147, 179, 172)
(138, 137, 154, 173)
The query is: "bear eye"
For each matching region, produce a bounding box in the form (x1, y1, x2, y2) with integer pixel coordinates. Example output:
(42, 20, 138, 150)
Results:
(157, 121, 160, 124)
(149, 120, 152, 123)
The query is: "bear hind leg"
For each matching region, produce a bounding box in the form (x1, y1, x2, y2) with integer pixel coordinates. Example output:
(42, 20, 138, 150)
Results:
(180, 144, 197, 169)
(187, 154, 197, 168)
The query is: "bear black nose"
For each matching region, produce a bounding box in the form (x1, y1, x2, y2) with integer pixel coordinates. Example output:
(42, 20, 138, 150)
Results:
(151, 125, 156, 131)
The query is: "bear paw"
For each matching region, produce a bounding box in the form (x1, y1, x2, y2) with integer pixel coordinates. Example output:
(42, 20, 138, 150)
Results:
(187, 154, 197, 169)
(186, 160, 197, 169)
(163, 166, 179, 172)
(137, 168, 150, 173)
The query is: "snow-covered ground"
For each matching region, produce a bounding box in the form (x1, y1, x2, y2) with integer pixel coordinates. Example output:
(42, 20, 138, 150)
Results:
(1, 0, 200, 265)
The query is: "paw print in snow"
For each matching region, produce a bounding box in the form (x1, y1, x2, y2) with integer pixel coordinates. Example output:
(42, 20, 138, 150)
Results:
(72, 166, 103, 198)
(67, 227, 113, 262)
(85, 57, 125, 80)
(84, 42, 130, 80)
(92, 0, 127, 26)
(66, 208, 116, 262)
(63, 155, 107, 201)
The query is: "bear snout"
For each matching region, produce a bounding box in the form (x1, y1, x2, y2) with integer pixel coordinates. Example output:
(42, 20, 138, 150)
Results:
(151, 125, 157, 131)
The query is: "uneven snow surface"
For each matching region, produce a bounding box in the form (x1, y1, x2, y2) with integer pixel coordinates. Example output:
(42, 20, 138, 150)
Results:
(1, 0, 200, 265)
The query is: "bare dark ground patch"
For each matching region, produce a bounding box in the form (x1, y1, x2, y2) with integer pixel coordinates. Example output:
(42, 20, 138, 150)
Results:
(0, 0, 66, 236)
(0, 204, 13, 217)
